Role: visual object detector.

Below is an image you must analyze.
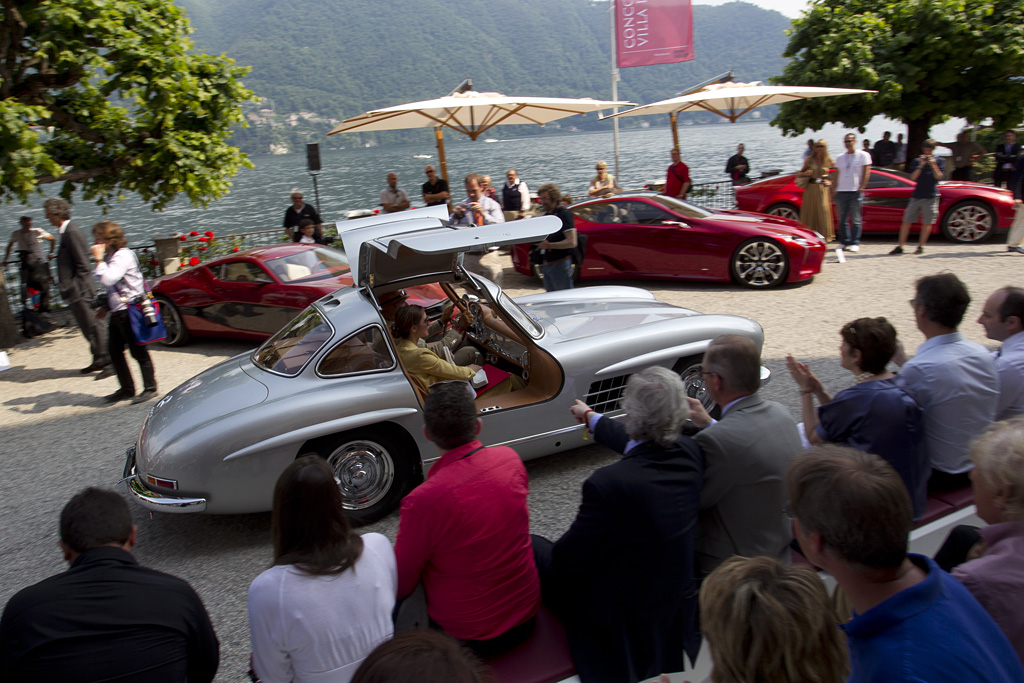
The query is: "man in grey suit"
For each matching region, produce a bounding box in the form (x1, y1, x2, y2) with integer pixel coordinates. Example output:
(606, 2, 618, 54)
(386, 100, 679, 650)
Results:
(44, 198, 109, 374)
(686, 334, 802, 577)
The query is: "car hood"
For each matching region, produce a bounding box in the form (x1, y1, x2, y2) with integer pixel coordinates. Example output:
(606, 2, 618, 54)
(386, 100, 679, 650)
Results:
(938, 180, 1013, 197)
(140, 354, 269, 467)
(515, 286, 701, 342)
(709, 209, 820, 237)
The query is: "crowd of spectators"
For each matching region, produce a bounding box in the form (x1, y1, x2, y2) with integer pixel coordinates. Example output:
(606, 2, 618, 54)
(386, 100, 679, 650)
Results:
(4, 271, 1024, 683)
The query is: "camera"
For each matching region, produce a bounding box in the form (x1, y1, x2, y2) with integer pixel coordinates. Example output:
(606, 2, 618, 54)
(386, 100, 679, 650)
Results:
(135, 295, 159, 327)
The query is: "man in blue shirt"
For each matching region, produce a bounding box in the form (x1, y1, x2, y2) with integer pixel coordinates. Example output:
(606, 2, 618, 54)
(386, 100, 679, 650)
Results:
(890, 139, 945, 255)
(895, 273, 999, 491)
(789, 446, 1024, 683)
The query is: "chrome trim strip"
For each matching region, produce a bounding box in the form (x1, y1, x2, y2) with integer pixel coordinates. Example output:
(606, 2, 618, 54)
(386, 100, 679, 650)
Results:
(488, 414, 624, 448)
(222, 406, 420, 461)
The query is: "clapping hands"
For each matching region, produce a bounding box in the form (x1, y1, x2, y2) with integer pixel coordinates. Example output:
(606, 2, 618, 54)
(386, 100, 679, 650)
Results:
(786, 354, 822, 394)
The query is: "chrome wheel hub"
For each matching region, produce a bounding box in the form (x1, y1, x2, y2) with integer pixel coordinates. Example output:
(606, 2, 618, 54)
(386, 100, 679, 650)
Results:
(328, 441, 395, 510)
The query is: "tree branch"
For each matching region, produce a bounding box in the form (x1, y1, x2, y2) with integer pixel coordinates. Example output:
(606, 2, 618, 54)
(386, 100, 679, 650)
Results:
(36, 159, 129, 185)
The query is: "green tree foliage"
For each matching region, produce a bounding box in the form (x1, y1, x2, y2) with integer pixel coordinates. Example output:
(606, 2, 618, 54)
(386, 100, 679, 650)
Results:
(0, 0, 254, 209)
(772, 0, 1024, 158)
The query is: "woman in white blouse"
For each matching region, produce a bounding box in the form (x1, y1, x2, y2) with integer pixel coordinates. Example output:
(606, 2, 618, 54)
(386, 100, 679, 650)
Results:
(248, 456, 397, 683)
(91, 221, 157, 404)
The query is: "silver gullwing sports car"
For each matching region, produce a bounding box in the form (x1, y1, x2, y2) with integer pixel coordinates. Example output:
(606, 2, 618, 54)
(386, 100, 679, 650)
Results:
(124, 208, 767, 523)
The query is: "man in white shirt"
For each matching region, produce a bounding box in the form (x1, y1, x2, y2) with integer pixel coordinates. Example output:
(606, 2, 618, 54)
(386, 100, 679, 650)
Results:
(896, 273, 999, 491)
(977, 286, 1024, 420)
(450, 173, 505, 284)
(379, 173, 410, 213)
(833, 133, 872, 252)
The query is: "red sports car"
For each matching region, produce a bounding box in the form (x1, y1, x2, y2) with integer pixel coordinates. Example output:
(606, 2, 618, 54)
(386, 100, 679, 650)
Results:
(153, 244, 445, 346)
(734, 168, 1017, 243)
(510, 192, 827, 289)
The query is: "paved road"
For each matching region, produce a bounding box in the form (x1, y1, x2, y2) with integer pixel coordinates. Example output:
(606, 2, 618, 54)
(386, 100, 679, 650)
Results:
(0, 238, 1018, 681)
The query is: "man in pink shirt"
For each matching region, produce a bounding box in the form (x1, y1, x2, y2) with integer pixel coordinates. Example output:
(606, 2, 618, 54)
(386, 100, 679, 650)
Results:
(393, 382, 540, 655)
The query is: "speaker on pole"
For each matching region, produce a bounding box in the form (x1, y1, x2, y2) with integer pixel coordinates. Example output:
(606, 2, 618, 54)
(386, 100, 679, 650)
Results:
(306, 143, 322, 172)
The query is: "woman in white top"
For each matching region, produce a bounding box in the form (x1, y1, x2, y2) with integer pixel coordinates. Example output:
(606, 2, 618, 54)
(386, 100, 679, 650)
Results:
(248, 456, 397, 683)
(91, 221, 157, 404)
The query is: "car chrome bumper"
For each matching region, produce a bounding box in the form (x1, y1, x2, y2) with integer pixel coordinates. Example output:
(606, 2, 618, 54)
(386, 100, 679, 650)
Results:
(122, 446, 207, 513)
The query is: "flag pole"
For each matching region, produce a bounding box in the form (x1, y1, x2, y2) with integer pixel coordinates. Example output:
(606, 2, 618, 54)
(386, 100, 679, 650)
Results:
(610, 0, 621, 183)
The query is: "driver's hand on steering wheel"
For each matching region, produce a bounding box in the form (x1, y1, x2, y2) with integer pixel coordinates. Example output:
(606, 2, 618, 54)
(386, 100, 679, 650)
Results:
(441, 302, 455, 324)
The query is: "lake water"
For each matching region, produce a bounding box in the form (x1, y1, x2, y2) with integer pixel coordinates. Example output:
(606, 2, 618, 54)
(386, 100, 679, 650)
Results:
(4, 116, 966, 245)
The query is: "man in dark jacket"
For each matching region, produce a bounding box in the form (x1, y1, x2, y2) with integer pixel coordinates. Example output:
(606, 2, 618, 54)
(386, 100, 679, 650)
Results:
(533, 367, 703, 683)
(44, 197, 109, 374)
(0, 487, 219, 682)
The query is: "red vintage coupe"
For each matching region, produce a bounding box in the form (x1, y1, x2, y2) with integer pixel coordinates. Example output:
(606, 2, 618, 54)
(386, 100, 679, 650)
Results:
(734, 167, 1017, 243)
(153, 244, 445, 346)
(510, 192, 827, 289)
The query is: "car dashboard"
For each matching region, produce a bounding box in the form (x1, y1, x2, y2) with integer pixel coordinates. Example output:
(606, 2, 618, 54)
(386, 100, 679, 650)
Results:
(466, 301, 531, 372)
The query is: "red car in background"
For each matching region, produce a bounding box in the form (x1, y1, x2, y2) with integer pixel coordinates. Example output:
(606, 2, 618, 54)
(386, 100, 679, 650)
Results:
(153, 244, 445, 346)
(734, 167, 1016, 243)
(510, 192, 827, 289)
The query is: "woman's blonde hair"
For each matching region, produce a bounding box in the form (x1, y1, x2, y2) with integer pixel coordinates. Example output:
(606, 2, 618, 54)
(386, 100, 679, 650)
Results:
(93, 220, 127, 252)
(700, 556, 849, 683)
(814, 139, 834, 168)
(970, 416, 1024, 523)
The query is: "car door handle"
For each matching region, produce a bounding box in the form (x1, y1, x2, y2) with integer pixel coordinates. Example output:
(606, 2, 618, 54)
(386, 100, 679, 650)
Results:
(479, 405, 502, 413)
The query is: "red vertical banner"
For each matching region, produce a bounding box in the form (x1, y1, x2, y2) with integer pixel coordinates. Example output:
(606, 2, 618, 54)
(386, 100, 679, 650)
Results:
(615, 0, 694, 68)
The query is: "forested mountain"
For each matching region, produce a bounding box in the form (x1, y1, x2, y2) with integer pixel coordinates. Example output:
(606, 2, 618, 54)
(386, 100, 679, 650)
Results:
(177, 0, 793, 153)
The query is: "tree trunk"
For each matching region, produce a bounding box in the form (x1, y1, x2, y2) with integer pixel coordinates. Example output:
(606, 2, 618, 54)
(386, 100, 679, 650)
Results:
(0, 268, 22, 349)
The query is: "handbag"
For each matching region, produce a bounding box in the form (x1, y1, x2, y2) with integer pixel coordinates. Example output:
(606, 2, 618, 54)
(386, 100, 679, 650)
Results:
(116, 251, 167, 345)
(127, 296, 167, 345)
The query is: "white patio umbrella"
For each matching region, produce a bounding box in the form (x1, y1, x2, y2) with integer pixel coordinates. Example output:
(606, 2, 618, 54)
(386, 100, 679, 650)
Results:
(601, 81, 874, 150)
(328, 87, 633, 206)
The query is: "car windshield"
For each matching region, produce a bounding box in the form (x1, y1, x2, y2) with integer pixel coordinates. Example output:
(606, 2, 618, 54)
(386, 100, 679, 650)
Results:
(499, 292, 542, 338)
(646, 195, 714, 219)
(265, 247, 349, 283)
(253, 307, 334, 376)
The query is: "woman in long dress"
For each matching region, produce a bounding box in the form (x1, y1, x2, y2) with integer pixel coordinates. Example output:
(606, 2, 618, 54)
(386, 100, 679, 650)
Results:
(798, 139, 835, 241)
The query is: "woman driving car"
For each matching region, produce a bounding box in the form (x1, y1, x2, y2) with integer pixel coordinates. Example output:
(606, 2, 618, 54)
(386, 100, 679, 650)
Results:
(392, 304, 523, 398)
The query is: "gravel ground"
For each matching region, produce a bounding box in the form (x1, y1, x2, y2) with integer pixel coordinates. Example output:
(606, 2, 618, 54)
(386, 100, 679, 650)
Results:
(0, 236, 1017, 681)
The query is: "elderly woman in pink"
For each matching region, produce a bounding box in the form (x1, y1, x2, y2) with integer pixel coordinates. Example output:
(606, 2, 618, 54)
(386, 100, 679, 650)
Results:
(951, 417, 1024, 663)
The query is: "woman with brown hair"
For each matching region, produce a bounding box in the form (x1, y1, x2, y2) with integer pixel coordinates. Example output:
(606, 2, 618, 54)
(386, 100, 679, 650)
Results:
(797, 139, 836, 241)
(392, 304, 522, 397)
(700, 555, 849, 683)
(90, 221, 157, 404)
(350, 631, 488, 683)
(248, 456, 396, 683)
(786, 317, 927, 519)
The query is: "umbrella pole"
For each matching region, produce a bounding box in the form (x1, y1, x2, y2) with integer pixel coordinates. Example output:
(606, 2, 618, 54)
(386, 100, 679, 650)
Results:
(670, 113, 680, 152)
(435, 127, 453, 214)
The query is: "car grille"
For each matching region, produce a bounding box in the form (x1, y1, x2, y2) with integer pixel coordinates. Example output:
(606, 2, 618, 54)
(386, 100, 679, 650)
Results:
(585, 375, 630, 414)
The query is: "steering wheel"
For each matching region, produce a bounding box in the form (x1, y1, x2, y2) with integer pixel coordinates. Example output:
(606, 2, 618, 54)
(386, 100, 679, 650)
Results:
(440, 282, 473, 326)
